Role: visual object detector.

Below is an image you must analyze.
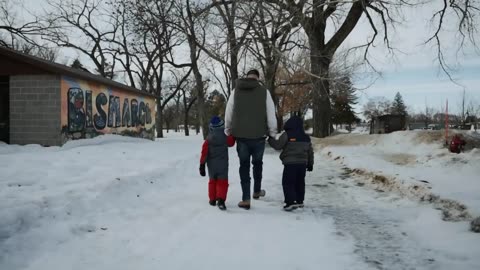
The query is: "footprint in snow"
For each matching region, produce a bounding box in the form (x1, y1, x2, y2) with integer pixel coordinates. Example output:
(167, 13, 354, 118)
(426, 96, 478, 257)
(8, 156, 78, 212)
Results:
(71, 224, 96, 234)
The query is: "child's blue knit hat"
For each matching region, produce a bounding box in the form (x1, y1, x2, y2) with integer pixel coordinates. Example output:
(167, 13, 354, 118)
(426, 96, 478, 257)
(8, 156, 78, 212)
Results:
(209, 116, 224, 129)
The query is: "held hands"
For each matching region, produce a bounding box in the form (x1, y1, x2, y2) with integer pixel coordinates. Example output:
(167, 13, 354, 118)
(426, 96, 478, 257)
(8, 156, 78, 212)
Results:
(199, 164, 206, 177)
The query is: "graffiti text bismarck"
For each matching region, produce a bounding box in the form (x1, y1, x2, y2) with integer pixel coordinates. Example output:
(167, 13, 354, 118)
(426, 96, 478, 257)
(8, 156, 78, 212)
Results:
(67, 87, 153, 133)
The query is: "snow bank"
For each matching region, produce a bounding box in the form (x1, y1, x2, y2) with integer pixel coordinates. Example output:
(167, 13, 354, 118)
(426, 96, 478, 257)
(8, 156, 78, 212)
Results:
(0, 134, 151, 155)
(319, 131, 480, 221)
(351, 125, 369, 134)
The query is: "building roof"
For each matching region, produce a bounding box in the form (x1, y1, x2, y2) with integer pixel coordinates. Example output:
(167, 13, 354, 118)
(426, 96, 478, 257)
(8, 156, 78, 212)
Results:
(377, 114, 405, 119)
(0, 46, 156, 98)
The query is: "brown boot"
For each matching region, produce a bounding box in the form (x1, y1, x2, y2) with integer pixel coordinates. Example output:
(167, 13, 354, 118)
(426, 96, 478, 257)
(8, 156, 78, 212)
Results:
(238, 200, 251, 210)
(252, 190, 266, 200)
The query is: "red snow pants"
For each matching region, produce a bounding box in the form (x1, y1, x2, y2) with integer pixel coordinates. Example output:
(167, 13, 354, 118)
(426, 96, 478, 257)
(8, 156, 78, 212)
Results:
(208, 179, 229, 201)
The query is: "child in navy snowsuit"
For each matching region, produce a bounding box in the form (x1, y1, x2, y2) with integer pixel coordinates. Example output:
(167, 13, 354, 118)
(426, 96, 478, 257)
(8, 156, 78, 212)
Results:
(268, 116, 314, 211)
(199, 116, 235, 210)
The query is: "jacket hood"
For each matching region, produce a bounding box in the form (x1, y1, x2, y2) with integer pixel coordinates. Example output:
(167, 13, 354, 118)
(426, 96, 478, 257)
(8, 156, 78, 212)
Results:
(236, 78, 260, 91)
(284, 116, 310, 142)
(284, 116, 304, 131)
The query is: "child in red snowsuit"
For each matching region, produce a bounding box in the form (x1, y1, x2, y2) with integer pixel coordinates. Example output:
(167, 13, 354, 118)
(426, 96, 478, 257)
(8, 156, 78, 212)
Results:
(199, 116, 235, 210)
(449, 134, 466, 154)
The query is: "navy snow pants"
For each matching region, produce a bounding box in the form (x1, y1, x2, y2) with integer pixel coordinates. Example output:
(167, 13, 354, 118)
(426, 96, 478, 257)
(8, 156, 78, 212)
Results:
(282, 164, 306, 204)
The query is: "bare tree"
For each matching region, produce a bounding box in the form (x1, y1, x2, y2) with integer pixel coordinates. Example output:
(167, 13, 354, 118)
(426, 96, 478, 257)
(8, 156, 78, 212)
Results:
(245, 1, 306, 131)
(173, 91, 182, 132)
(424, 106, 436, 128)
(180, 80, 197, 136)
(157, 68, 193, 136)
(209, 1, 258, 90)
(186, 0, 259, 99)
(276, 61, 312, 119)
(427, 0, 480, 76)
(163, 104, 176, 133)
(169, 0, 211, 139)
(0, 0, 58, 62)
(7, 40, 59, 61)
(467, 99, 480, 120)
(0, 0, 56, 47)
(460, 89, 466, 123)
(115, 0, 185, 138)
(206, 56, 231, 99)
(43, 0, 118, 78)
(363, 97, 392, 120)
(105, 0, 138, 88)
(264, 0, 479, 137)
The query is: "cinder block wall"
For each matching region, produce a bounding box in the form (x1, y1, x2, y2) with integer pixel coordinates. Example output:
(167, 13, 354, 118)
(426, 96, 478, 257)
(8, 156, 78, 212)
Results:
(9, 74, 62, 146)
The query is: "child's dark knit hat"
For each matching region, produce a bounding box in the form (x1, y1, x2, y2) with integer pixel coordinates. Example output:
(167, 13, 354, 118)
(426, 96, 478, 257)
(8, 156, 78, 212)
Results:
(209, 116, 224, 129)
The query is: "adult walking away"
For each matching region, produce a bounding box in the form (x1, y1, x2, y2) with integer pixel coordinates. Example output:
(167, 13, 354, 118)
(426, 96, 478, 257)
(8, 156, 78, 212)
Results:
(225, 69, 277, 210)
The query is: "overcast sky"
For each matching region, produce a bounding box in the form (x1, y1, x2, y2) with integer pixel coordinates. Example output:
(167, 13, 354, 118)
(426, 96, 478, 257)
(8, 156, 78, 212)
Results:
(16, 0, 480, 115)
(341, 1, 480, 115)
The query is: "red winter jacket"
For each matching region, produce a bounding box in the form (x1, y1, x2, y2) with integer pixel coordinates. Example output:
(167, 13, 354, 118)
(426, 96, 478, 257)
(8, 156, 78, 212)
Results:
(449, 135, 466, 154)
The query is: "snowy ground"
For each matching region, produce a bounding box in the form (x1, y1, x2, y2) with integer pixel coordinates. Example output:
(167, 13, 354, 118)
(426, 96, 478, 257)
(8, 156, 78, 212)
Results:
(1, 132, 479, 269)
(319, 131, 480, 219)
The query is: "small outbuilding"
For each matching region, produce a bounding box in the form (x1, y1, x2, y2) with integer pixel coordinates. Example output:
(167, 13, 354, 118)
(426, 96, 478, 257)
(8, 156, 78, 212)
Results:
(0, 46, 156, 146)
(369, 114, 406, 134)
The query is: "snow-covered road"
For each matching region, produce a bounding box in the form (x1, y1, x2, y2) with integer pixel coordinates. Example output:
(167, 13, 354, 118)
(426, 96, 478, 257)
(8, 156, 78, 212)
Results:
(1, 133, 479, 269)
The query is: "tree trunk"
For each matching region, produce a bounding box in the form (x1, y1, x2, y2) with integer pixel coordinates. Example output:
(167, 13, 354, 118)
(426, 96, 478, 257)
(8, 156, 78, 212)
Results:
(308, 26, 332, 138)
(188, 37, 208, 139)
(197, 93, 208, 139)
(264, 62, 282, 132)
(175, 98, 180, 133)
(310, 52, 332, 138)
(230, 49, 239, 89)
(156, 99, 164, 138)
(184, 111, 190, 136)
(165, 120, 170, 133)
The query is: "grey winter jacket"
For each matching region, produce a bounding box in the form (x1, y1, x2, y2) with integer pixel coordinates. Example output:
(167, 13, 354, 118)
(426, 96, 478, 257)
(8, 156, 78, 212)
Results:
(204, 126, 234, 179)
(268, 117, 314, 166)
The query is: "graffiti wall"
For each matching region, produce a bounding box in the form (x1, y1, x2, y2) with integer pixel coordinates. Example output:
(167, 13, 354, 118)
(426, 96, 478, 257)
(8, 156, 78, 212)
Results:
(61, 76, 155, 141)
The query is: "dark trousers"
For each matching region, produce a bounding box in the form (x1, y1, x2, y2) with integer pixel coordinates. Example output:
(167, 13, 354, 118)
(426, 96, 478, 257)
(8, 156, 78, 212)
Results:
(236, 138, 266, 201)
(282, 164, 306, 204)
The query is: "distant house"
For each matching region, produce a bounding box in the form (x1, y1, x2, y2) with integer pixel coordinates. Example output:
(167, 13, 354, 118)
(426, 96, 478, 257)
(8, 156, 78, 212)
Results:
(428, 123, 443, 130)
(369, 114, 406, 134)
(408, 123, 425, 130)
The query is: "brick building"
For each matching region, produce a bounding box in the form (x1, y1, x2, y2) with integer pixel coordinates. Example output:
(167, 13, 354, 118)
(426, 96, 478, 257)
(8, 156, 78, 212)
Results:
(0, 46, 156, 146)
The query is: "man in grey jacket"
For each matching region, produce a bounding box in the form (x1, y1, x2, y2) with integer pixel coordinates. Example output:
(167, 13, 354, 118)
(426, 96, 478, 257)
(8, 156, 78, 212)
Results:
(224, 69, 277, 210)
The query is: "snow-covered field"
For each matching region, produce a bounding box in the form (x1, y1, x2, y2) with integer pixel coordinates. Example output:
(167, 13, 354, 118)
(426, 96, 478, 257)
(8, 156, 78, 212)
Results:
(1, 132, 479, 269)
(1, 133, 366, 270)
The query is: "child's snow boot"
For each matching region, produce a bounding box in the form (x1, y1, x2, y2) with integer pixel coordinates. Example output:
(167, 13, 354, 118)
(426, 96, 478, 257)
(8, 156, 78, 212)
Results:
(217, 199, 227, 211)
(283, 203, 297, 211)
(295, 201, 304, 208)
(209, 200, 216, 206)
